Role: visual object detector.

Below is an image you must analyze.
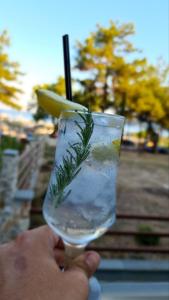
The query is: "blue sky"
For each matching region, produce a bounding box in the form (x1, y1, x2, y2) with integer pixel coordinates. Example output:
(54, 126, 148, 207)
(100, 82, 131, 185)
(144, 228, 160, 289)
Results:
(0, 0, 168, 109)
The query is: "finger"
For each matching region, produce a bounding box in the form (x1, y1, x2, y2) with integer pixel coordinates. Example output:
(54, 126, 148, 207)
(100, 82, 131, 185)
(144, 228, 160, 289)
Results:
(15, 225, 60, 252)
(66, 251, 100, 279)
(54, 249, 65, 267)
(55, 237, 65, 250)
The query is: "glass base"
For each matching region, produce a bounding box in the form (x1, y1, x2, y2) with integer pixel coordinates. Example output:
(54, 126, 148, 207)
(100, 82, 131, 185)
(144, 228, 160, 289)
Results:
(64, 241, 86, 260)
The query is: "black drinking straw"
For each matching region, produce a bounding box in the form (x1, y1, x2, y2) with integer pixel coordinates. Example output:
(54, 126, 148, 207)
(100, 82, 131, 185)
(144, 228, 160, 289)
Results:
(63, 34, 73, 101)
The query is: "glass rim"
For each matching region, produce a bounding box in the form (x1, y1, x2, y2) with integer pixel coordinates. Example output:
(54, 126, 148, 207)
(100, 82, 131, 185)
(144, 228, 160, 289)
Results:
(60, 109, 125, 122)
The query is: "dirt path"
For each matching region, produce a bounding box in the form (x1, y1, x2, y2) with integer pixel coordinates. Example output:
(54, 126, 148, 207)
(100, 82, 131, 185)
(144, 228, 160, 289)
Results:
(117, 151, 169, 216)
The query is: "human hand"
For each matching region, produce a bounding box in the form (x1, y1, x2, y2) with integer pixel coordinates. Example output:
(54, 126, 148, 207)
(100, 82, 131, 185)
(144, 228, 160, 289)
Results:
(0, 225, 100, 300)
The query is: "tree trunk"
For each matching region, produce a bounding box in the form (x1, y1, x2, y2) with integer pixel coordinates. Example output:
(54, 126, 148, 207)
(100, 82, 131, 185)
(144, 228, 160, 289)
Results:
(101, 69, 109, 112)
(138, 121, 144, 152)
(119, 92, 126, 116)
(145, 121, 159, 153)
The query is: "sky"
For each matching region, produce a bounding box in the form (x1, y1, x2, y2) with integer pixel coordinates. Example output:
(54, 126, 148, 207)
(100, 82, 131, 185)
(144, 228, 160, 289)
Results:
(0, 0, 168, 110)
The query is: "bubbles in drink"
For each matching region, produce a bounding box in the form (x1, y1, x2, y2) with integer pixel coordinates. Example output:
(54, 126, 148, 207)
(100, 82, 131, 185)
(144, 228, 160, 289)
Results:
(43, 112, 124, 245)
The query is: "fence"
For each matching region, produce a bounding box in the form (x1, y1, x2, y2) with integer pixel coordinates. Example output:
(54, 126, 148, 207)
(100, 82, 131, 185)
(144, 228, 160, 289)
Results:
(17, 139, 44, 190)
(30, 208, 169, 255)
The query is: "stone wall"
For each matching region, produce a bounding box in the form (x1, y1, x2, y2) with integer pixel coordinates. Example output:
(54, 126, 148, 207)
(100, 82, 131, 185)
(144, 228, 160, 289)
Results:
(0, 138, 45, 243)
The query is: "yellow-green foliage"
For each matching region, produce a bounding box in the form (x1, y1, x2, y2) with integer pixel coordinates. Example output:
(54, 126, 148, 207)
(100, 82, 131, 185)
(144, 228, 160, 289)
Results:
(0, 30, 22, 109)
(74, 21, 169, 129)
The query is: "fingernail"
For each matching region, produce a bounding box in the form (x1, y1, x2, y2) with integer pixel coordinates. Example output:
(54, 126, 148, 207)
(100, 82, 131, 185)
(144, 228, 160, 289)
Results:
(85, 252, 99, 268)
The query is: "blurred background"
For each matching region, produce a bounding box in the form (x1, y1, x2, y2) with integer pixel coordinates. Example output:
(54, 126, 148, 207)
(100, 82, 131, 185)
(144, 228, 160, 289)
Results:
(0, 0, 169, 263)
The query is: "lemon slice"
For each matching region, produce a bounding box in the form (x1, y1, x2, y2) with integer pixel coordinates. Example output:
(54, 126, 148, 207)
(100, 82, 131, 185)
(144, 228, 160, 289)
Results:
(92, 140, 120, 162)
(36, 89, 87, 118)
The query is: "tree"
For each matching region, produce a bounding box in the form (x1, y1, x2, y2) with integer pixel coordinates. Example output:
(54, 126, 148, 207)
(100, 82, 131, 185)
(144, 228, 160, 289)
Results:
(0, 30, 22, 109)
(75, 21, 140, 112)
(123, 64, 165, 119)
(124, 63, 169, 151)
(73, 79, 101, 111)
(75, 21, 169, 135)
(155, 61, 169, 130)
(33, 76, 65, 121)
(158, 87, 169, 130)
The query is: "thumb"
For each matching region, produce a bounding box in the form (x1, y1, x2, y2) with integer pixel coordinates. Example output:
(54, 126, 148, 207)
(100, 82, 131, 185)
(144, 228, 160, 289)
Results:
(67, 251, 100, 279)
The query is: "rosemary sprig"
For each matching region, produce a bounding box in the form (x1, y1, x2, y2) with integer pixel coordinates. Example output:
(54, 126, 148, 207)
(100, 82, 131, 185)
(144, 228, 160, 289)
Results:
(50, 111, 94, 207)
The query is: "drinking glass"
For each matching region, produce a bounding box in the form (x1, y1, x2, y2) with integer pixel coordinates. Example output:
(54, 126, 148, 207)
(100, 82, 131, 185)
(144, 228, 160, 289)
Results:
(43, 110, 125, 299)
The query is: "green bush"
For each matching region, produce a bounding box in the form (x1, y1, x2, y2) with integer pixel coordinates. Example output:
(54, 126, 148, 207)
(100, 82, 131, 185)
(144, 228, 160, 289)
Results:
(135, 224, 160, 246)
(0, 135, 25, 170)
(0, 135, 24, 152)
